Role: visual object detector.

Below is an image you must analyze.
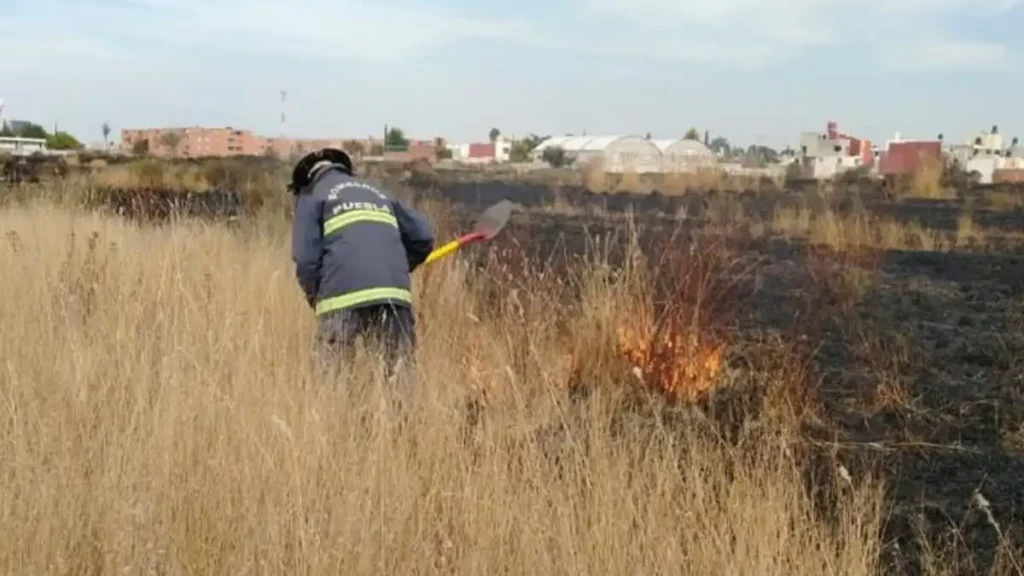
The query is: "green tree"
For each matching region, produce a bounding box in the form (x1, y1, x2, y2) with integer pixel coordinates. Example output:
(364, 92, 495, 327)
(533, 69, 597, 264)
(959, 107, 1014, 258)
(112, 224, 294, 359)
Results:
(709, 136, 730, 156)
(10, 122, 48, 139)
(508, 132, 549, 162)
(522, 133, 547, 150)
(132, 139, 150, 155)
(385, 127, 408, 151)
(21, 123, 49, 139)
(509, 141, 532, 162)
(47, 131, 83, 150)
(744, 144, 779, 167)
(102, 122, 111, 150)
(541, 146, 569, 168)
(433, 137, 452, 160)
(160, 131, 182, 156)
(489, 127, 501, 142)
(684, 127, 700, 141)
(0, 121, 12, 137)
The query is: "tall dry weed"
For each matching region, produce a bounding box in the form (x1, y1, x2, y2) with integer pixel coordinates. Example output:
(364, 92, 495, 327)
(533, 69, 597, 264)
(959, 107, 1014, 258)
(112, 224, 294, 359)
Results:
(768, 206, 992, 252)
(908, 156, 954, 200)
(581, 158, 609, 193)
(616, 163, 643, 194)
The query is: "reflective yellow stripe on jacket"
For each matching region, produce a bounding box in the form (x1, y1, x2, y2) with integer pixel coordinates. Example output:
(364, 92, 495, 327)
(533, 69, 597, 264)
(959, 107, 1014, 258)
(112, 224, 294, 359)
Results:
(315, 287, 412, 315)
(323, 209, 398, 236)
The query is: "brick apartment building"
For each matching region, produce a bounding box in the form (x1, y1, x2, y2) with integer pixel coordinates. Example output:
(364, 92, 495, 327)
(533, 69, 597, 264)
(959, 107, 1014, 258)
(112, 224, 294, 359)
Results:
(120, 126, 440, 163)
(121, 126, 265, 157)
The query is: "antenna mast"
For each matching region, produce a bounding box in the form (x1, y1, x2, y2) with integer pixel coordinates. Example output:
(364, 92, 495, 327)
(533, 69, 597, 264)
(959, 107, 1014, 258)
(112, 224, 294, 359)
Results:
(279, 90, 287, 138)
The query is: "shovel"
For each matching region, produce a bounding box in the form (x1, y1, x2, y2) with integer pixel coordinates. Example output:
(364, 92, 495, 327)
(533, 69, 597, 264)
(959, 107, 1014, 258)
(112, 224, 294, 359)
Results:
(423, 199, 513, 266)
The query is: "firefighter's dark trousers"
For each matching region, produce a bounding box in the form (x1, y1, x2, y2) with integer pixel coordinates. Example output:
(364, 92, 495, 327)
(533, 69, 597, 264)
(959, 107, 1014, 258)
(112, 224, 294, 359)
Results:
(315, 303, 417, 384)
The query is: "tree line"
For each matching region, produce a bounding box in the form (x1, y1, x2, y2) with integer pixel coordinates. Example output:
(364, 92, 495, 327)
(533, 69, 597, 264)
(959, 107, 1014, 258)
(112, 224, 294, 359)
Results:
(1, 117, 784, 168)
(1, 120, 84, 151)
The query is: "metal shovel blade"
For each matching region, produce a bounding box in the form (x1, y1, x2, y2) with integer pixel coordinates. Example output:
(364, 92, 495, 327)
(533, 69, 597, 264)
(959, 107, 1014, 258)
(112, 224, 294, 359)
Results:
(421, 199, 515, 267)
(472, 199, 513, 240)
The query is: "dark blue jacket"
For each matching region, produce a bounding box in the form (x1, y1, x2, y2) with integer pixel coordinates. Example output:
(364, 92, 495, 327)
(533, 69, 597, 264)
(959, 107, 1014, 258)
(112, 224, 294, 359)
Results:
(290, 167, 435, 315)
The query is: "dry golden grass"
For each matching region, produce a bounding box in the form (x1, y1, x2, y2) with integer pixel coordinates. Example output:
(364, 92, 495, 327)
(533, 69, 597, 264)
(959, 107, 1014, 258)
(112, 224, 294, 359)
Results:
(769, 205, 998, 252)
(906, 156, 955, 200)
(580, 157, 610, 193)
(93, 160, 211, 191)
(986, 189, 1024, 211)
(574, 162, 783, 196)
(616, 163, 644, 194)
(661, 167, 785, 195)
(0, 197, 903, 575)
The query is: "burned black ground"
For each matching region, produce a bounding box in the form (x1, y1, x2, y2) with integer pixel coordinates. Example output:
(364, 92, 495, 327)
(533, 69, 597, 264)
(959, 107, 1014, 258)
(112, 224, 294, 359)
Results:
(420, 181, 1024, 574)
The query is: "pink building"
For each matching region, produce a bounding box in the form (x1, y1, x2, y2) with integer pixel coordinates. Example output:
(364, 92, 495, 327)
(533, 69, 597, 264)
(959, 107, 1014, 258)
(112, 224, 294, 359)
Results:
(120, 126, 396, 161)
(121, 126, 265, 157)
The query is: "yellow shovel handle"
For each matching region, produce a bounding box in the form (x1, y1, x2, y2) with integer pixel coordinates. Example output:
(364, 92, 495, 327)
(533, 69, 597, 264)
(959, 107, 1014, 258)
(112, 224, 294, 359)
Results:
(424, 238, 463, 265)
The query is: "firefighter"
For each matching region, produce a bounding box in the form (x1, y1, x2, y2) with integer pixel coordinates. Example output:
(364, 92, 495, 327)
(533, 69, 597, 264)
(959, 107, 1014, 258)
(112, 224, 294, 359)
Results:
(288, 148, 435, 381)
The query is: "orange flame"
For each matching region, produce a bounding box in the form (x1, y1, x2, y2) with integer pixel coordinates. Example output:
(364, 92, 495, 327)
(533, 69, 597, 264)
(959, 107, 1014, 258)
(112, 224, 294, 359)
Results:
(615, 310, 725, 403)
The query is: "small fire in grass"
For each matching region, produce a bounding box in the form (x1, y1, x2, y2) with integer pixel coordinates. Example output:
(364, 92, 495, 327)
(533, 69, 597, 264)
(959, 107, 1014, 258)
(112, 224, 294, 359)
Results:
(615, 309, 725, 403)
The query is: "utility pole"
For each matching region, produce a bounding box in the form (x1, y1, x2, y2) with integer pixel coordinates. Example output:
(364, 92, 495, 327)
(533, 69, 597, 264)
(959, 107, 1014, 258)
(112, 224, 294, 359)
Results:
(279, 89, 287, 138)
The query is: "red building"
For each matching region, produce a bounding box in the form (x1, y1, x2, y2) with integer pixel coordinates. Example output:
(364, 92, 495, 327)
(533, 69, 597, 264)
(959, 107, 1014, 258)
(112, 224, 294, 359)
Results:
(878, 141, 943, 176)
(468, 142, 495, 159)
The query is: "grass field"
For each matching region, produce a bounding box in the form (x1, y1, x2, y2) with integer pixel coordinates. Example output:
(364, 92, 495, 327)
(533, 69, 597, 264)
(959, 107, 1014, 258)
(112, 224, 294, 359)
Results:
(2, 171, 1024, 574)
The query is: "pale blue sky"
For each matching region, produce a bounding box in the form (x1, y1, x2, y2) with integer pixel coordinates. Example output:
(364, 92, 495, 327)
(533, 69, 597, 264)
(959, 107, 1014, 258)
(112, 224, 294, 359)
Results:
(1, 0, 1021, 149)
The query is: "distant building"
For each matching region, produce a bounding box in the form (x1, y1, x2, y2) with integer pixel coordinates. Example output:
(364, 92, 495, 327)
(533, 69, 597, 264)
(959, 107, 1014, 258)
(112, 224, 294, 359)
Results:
(119, 126, 434, 162)
(121, 126, 266, 157)
(467, 142, 496, 163)
(529, 134, 717, 173)
(0, 136, 48, 156)
(445, 142, 470, 160)
(877, 138, 943, 177)
(969, 126, 1004, 153)
(994, 168, 1024, 183)
(798, 121, 872, 179)
(440, 141, 496, 165)
(443, 136, 513, 165)
(532, 135, 663, 173)
(494, 136, 512, 162)
(946, 126, 1022, 183)
(652, 138, 716, 172)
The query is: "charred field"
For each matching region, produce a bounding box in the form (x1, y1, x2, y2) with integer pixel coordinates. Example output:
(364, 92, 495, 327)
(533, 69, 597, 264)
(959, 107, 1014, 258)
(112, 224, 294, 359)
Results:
(419, 179, 1024, 565)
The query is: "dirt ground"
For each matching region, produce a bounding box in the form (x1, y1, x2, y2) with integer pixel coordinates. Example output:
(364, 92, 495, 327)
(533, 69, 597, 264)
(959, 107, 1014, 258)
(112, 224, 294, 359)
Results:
(421, 181, 1024, 571)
